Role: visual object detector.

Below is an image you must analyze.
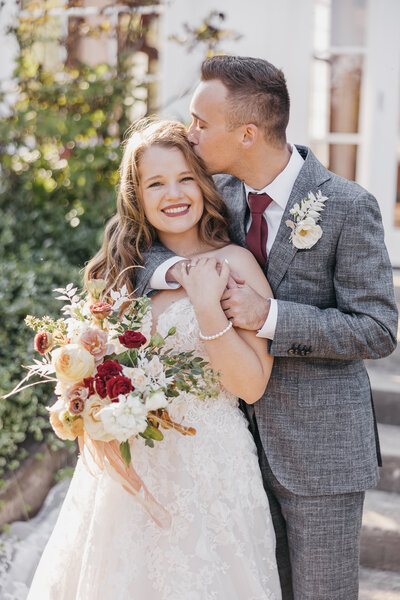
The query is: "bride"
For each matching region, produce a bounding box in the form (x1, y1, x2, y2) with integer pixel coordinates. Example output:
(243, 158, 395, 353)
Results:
(27, 119, 282, 599)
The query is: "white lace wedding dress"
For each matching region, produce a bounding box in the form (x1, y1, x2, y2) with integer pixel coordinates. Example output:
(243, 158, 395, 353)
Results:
(25, 297, 281, 599)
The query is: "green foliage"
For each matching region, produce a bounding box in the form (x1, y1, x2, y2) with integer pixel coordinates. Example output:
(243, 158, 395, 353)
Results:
(0, 29, 134, 479)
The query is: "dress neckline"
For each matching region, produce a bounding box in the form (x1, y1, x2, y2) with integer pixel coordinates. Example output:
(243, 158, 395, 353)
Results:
(151, 295, 192, 335)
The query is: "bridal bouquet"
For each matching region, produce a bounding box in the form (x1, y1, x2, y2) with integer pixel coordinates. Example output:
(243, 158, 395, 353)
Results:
(6, 280, 218, 527)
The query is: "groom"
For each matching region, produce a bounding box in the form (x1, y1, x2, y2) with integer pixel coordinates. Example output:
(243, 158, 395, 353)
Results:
(135, 56, 398, 599)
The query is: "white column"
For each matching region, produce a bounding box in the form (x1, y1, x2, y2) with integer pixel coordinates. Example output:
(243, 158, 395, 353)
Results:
(358, 0, 400, 266)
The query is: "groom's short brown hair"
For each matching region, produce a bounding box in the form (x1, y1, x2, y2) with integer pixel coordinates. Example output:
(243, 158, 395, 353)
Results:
(201, 55, 290, 147)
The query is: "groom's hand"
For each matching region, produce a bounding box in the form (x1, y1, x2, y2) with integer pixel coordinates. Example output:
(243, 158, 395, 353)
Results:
(221, 280, 270, 330)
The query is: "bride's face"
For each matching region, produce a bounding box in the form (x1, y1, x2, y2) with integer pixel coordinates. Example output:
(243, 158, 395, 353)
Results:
(138, 145, 204, 238)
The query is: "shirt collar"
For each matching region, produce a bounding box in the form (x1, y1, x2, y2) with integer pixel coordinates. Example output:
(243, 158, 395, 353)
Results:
(244, 144, 304, 210)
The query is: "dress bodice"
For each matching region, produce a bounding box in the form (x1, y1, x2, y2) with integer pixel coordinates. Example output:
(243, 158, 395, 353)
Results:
(153, 296, 239, 424)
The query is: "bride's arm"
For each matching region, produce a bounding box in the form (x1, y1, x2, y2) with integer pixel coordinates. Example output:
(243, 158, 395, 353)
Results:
(178, 249, 273, 404)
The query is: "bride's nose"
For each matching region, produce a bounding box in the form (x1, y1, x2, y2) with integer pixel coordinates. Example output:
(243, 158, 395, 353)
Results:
(165, 181, 184, 200)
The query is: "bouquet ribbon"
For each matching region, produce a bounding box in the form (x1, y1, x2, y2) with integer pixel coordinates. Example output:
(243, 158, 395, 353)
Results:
(78, 433, 172, 529)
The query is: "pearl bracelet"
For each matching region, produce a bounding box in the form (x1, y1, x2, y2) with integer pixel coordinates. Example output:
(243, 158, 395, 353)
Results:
(199, 320, 233, 341)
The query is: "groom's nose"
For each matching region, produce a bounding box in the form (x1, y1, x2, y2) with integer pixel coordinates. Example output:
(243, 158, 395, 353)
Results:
(187, 122, 198, 145)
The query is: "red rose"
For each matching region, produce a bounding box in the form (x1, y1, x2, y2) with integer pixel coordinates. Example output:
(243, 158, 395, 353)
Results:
(106, 376, 134, 400)
(94, 376, 107, 399)
(89, 302, 113, 320)
(34, 331, 54, 355)
(96, 360, 123, 380)
(118, 331, 147, 348)
(83, 377, 95, 396)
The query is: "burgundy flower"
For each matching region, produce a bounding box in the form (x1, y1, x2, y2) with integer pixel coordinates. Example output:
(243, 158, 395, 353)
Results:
(106, 375, 134, 400)
(34, 332, 54, 355)
(96, 360, 123, 380)
(89, 302, 113, 320)
(118, 331, 147, 349)
(94, 375, 107, 399)
(68, 396, 85, 415)
(83, 376, 95, 396)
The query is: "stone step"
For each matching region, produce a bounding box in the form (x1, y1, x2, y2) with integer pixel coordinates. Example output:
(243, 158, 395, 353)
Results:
(368, 371, 400, 426)
(359, 567, 400, 599)
(376, 424, 400, 493)
(361, 489, 400, 572)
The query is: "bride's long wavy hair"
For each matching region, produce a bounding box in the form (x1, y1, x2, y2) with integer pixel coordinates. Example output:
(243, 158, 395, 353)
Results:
(84, 118, 230, 295)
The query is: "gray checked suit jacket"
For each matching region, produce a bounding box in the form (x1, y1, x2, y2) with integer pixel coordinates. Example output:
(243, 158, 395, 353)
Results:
(135, 146, 398, 496)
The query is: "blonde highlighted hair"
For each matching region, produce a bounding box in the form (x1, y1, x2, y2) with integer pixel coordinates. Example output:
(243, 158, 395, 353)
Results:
(84, 118, 230, 295)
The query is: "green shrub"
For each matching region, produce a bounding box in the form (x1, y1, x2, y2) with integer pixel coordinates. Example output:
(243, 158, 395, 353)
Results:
(0, 51, 134, 480)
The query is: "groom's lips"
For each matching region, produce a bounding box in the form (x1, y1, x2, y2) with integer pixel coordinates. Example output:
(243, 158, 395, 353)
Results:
(162, 203, 190, 217)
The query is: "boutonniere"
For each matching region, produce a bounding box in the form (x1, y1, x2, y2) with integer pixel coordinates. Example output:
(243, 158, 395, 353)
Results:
(285, 190, 327, 249)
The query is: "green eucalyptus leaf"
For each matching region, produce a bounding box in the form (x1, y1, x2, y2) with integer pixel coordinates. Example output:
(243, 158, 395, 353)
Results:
(119, 441, 131, 468)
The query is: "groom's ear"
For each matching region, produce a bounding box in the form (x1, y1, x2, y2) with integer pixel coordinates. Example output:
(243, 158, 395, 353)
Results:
(240, 124, 259, 149)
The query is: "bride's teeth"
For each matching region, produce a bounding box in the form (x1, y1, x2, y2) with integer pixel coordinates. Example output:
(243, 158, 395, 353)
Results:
(164, 206, 189, 214)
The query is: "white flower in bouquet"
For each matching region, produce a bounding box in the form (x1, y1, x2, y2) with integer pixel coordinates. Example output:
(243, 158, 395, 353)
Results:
(145, 391, 168, 411)
(122, 366, 148, 392)
(145, 356, 164, 380)
(99, 393, 148, 442)
(65, 318, 90, 344)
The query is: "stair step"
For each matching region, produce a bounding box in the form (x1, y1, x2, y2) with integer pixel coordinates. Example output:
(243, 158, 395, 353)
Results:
(376, 424, 400, 493)
(359, 567, 400, 599)
(368, 371, 400, 426)
(361, 489, 400, 572)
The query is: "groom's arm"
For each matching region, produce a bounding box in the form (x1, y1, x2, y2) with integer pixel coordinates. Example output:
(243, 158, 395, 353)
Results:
(224, 191, 398, 360)
(134, 243, 179, 296)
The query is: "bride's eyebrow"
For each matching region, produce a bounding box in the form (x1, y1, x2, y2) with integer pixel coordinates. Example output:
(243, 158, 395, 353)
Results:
(143, 174, 163, 183)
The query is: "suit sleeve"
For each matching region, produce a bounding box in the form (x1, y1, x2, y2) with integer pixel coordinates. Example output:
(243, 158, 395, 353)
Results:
(134, 243, 177, 297)
(270, 191, 398, 359)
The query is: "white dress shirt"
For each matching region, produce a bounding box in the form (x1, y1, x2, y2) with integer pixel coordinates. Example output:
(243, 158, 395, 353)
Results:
(149, 144, 304, 340)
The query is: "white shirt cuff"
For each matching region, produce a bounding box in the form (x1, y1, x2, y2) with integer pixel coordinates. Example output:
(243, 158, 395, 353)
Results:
(256, 298, 278, 340)
(149, 256, 186, 290)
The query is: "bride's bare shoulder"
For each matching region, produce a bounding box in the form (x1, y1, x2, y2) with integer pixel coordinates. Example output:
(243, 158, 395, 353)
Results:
(213, 244, 259, 268)
(213, 244, 272, 297)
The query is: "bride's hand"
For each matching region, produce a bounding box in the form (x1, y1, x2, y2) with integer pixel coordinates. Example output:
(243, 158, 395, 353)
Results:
(178, 257, 230, 308)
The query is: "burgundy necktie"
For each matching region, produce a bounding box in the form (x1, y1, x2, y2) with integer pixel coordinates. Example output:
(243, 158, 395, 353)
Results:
(245, 192, 274, 268)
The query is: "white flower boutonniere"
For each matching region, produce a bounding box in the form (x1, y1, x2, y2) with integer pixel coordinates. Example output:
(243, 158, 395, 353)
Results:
(286, 190, 327, 249)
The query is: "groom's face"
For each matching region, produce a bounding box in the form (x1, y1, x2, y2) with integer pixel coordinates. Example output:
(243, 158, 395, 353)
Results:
(188, 80, 242, 175)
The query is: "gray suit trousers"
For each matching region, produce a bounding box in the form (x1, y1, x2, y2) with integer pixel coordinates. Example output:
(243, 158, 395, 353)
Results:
(250, 412, 365, 600)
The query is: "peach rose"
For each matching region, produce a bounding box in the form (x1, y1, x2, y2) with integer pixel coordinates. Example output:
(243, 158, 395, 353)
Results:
(52, 344, 95, 383)
(82, 394, 114, 441)
(49, 410, 84, 441)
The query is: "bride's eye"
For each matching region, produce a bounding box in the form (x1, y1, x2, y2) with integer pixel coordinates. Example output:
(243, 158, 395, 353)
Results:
(181, 176, 194, 182)
(148, 181, 162, 188)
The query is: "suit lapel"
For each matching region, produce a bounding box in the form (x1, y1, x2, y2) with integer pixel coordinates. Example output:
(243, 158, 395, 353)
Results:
(226, 180, 247, 247)
(265, 146, 331, 292)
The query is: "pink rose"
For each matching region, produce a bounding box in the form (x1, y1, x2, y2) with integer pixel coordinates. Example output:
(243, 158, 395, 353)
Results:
(68, 397, 85, 415)
(79, 328, 109, 362)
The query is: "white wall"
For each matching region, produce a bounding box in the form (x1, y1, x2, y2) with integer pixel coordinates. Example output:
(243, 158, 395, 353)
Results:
(159, 0, 314, 144)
